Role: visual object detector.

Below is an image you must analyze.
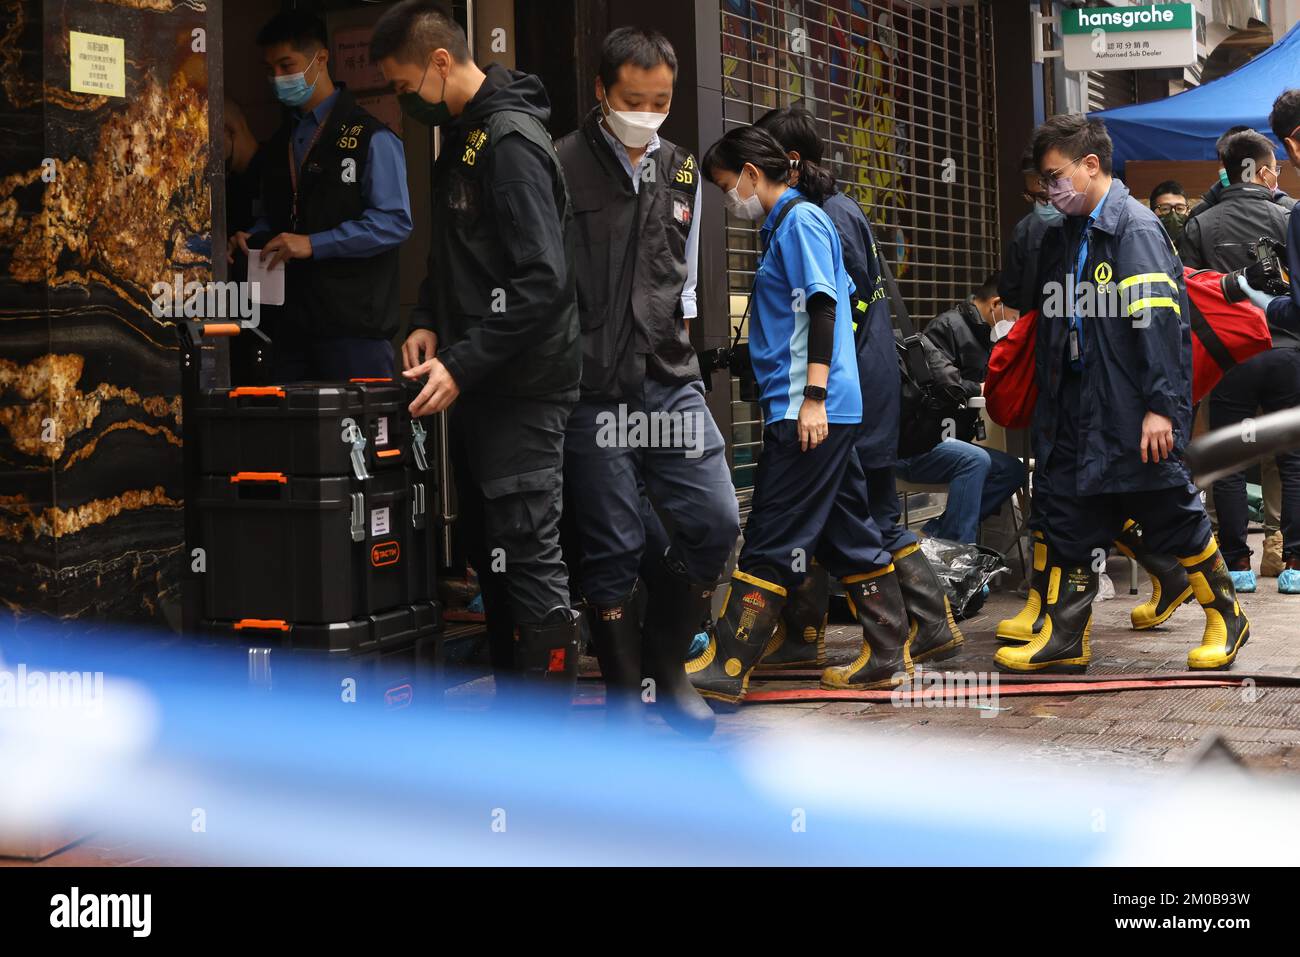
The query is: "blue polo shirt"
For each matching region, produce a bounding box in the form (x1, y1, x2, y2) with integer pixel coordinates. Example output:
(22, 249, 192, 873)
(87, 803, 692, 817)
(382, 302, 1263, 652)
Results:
(751, 189, 862, 424)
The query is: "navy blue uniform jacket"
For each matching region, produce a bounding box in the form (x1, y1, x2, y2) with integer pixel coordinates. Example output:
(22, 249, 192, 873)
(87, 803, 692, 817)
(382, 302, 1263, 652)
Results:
(1032, 179, 1193, 496)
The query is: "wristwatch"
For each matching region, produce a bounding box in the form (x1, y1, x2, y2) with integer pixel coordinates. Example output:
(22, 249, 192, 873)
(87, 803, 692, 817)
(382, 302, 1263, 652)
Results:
(803, 385, 827, 401)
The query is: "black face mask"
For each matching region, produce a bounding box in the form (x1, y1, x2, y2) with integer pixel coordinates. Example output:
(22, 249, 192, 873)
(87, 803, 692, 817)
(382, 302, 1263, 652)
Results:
(399, 57, 451, 127)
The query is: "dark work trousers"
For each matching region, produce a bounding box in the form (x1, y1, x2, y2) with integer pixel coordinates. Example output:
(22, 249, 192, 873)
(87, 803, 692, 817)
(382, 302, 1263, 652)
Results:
(272, 335, 396, 382)
(564, 378, 739, 605)
(1038, 370, 1211, 564)
(449, 393, 573, 626)
(741, 420, 892, 588)
(864, 463, 919, 555)
(1208, 348, 1300, 565)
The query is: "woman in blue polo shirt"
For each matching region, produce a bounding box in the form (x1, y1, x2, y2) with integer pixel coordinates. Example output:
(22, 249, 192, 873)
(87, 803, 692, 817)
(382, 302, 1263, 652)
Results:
(684, 125, 910, 706)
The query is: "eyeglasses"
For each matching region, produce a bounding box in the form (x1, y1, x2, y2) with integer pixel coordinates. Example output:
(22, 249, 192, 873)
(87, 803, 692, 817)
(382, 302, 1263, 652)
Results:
(1037, 155, 1084, 191)
(1153, 202, 1189, 216)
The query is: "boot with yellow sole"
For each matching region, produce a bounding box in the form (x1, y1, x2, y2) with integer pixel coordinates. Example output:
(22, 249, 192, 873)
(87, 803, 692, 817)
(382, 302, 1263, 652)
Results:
(994, 563, 1095, 674)
(996, 530, 1049, 644)
(892, 541, 964, 663)
(821, 565, 912, 690)
(757, 565, 829, 670)
(685, 569, 787, 706)
(1182, 538, 1251, 670)
(1113, 520, 1194, 630)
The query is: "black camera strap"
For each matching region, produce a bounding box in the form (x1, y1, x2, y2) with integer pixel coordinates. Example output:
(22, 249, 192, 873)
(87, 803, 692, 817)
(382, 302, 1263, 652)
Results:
(877, 250, 934, 390)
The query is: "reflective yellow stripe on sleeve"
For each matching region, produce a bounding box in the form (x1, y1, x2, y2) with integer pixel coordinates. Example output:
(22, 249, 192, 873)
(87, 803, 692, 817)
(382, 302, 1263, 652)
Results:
(1126, 296, 1180, 317)
(1117, 272, 1176, 292)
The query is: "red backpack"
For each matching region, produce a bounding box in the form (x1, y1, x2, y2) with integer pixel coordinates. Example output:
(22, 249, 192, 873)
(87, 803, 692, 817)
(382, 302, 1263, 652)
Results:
(984, 268, 1273, 429)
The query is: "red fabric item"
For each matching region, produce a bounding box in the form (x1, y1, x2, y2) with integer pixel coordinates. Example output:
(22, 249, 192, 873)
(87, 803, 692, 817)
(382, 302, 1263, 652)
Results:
(984, 308, 1038, 429)
(1184, 267, 1272, 402)
(982, 268, 1273, 428)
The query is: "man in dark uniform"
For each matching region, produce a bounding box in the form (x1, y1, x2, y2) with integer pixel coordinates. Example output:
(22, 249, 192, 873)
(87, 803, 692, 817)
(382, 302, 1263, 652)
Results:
(230, 12, 412, 380)
(997, 114, 1249, 675)
(555, 28, 739, 735)
(371, 1, 582, 696)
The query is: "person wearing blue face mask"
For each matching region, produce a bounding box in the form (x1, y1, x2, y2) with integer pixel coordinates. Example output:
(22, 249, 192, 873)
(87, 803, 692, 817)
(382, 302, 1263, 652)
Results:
(997, 146, 1062, 313)
(228, 12, 413, 381)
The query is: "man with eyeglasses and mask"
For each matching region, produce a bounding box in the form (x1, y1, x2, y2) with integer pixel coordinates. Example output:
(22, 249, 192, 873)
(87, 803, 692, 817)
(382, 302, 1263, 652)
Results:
(995, 114, 1249, 676)
(999, 145, 1062, 313)
(230, 11, 413, 380)
(371, 0, 583, 699)
(1148, 181, 1189, 252)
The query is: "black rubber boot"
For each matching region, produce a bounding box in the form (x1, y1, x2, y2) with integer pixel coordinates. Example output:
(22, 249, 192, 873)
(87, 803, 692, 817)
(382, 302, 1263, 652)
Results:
(996, 530, 1049, 643)
(641, 549, 718, 737)
(820, 565, 911, 690)
(757, 565, 829, 670)
(892, 542, 964, 663)
(686, 569, 787, 708)
(1113, 520, 1194, 630)
(512, 606, 582, 704)
(1181, 538, 1251, 670)
(478, 570, 516, 671)
(588, 586, 645, 724)
(995, 564, 1095, 673)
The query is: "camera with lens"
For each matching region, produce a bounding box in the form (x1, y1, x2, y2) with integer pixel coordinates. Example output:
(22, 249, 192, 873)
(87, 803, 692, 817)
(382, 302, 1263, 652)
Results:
(697, 342, 760, 401)
(1221, 236, 1290, 303)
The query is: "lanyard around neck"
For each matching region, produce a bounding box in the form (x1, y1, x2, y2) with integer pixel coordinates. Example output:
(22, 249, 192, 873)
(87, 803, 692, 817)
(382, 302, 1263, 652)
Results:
(288, 102, 336, 230)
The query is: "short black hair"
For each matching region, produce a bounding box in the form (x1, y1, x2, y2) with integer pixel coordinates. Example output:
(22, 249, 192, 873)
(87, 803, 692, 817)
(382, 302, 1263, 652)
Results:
(598, 26, 677, 91)
(973, 274, 1000, 302)
(1031, 114, 1113, 176)
(1019, 144, 1037, 175)
(370, 0, 470, 66)
(1215, 124, 1252, 161)
(1269, 89, 1300, 145)
(1149, 180, 1185, 208)
(1221, 130, 1277, 184)
(256, 11, 327, 53)
(753, 106, 837, 204)
(702, 125, 793, 187)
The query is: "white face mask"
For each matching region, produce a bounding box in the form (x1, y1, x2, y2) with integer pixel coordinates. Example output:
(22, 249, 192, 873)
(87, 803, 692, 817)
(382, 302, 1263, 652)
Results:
(724, 175, 765, 221)
(992, 318, 1015, 343)
(602, 97, 667, 149)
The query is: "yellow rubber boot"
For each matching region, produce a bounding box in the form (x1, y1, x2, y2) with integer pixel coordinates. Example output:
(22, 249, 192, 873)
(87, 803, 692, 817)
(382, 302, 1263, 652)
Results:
(1113, 519, 1194, 630)
(757, 564, 829, 670)
(686, 569, 787, 706)
(994, 563, 1095, 674)
(997, 531, 1048, 644)
(1181, 538, 1251, 670)
(821, 565, 912, 690)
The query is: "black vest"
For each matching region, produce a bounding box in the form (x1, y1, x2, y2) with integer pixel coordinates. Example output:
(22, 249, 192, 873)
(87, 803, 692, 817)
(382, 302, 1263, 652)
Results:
(429, 105, 581, 401)
(555, 109, 699, 400)
(261, 87, 401, 340)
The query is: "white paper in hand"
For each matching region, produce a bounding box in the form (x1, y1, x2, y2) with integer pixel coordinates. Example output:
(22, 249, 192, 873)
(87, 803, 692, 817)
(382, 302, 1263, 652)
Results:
(247, 250, 285, 307)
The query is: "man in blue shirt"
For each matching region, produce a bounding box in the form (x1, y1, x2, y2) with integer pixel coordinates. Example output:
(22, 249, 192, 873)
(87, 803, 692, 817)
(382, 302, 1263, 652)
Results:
(229, 12, 413, 381)
(999, 115, 1249, 676)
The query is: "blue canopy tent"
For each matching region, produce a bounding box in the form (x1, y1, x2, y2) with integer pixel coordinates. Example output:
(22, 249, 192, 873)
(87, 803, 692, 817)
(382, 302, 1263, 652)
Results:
(1090, 20, 1300, 176)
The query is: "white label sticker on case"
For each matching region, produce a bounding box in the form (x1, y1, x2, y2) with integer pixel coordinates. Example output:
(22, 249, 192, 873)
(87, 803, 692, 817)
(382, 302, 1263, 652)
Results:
(371, 506, 390, 537)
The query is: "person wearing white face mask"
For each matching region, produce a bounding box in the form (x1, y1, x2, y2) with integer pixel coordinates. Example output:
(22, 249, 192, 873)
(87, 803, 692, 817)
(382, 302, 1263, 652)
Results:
(554, 28, 737, 736)
(687, 124, 909, 703)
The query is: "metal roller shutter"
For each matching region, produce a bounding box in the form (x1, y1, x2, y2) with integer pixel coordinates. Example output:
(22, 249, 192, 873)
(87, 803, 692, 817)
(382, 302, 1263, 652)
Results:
(718, 0, 1001, 496)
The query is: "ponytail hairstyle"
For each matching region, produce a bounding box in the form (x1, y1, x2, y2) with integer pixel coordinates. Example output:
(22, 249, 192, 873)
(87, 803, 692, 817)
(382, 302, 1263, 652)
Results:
(754, 106, 837, 205)
(702, 124, 794, 189)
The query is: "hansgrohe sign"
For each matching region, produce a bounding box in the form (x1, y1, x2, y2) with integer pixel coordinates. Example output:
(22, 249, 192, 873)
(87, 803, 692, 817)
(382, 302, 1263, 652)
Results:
(1061, 3, 1197, 72)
